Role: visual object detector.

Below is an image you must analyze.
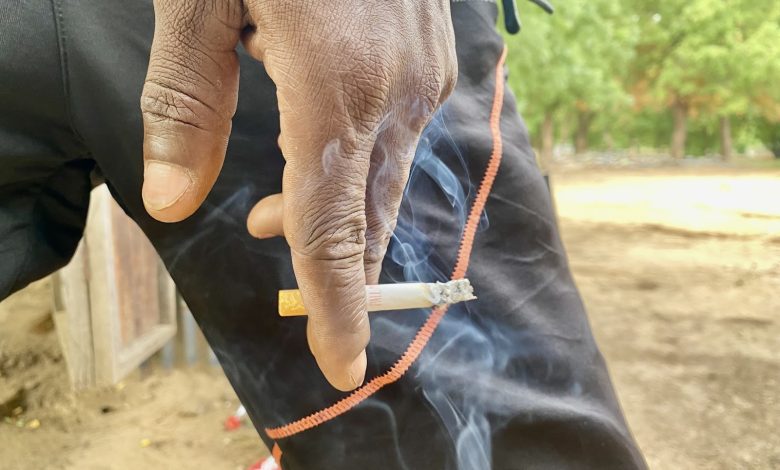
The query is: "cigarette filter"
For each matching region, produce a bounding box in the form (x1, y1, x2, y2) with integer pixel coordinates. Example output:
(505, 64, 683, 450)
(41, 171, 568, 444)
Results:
(278, 279, 476, 317)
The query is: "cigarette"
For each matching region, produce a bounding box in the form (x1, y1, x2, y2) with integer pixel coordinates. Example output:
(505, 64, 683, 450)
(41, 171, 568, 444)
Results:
(278, 279, 477, 317)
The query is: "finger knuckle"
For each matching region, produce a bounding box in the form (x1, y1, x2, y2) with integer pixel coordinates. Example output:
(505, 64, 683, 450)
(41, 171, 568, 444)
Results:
(441, 55, 458, 100)
(339, 41, 395, 128)
(420, 51, 458, 108)
(300, 21, 396, 122)
(364, 230, 392, 266)
(141, 77, 228, 131)
(413, 21, 458, 107)
(292, 197, 367, 262)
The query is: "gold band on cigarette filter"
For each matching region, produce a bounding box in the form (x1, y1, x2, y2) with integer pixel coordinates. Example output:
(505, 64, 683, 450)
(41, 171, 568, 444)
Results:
(278, 289, 306, 317)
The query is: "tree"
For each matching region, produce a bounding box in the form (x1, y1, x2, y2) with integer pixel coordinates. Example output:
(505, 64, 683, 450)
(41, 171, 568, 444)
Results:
(630, 0, 780, 159)
(500, 0, 780, 159)
(502, 0, 638, 163)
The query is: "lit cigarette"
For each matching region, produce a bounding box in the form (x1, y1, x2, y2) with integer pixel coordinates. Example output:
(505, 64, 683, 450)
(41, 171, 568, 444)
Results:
(278, 279, 477, 317)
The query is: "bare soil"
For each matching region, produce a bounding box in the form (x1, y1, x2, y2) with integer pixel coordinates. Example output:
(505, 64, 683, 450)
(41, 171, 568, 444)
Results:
(0, 281, 264, 470)
(555, 166, 780, 470)
(1, 165, 778, 469)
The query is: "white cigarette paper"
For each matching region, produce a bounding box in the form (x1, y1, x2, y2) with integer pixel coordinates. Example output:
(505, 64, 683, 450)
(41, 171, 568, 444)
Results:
(278, 279, 477, 317)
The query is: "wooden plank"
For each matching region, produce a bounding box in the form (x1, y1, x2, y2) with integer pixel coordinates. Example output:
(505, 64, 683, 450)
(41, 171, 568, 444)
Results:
(84, 185, 123, 386)
(180, 299, 199, 366)
(109, 201, 162, 344)
(157, 260, 177, 328)
(115, 261, 177, 376)
(51, 241, 96, 390)
(115, 325, 176, 380)
(85, 185, 177, 386)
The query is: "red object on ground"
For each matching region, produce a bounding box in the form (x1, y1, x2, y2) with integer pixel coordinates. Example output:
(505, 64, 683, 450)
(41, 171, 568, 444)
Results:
(224, 414, 242, 431)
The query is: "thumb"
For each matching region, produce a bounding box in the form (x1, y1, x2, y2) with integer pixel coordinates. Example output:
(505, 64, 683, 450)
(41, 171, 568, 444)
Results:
(140, 0, 244, 222)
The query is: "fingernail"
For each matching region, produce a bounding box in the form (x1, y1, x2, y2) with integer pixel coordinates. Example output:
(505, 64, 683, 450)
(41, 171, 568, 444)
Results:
(347, 350, 367, 388)
(142, 162, 192, 211)
(254, 233, 277, 239)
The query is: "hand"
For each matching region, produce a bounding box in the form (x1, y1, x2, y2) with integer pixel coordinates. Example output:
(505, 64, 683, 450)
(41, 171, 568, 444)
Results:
(140, 0, 457, 391)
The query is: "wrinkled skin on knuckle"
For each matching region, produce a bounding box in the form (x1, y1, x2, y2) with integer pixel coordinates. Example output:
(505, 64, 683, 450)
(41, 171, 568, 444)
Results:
(144, 0, 243, 130)
(291, 41, 396, 143)
(141, 78, 226, 131)
(338, 37, 398, 129)
(257, 4, 403, 129)
(404, 0, 457, 108)
(411, 40, 457, 113)
(363, 175, 402, 263)
(431, 33, 458, 105)
(248, 0, 459, 150)
(407, 71, 443, 126)
(289, 191, 367, 262)
(364, 224, 393, 264)
(142, 31, 240, 127)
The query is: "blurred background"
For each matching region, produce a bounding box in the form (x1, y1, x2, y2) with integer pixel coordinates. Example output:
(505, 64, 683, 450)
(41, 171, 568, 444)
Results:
(502, 1, 780, 468)
(504, 0, 780, 164)
(1, 1, 779, 469)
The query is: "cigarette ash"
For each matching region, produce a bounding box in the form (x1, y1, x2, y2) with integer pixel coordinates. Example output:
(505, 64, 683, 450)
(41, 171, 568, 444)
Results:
(428, 279, 477, 305)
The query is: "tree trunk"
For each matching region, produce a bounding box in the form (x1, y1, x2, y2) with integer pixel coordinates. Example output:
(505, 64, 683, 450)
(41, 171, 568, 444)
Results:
(575, 111, 593, 155)
(719, 115, 733, 161)
(558, 114, 571, 150)
(604, 131, 614, 152)
(671, 100, 688, 159)
(540, 111, 554, 169)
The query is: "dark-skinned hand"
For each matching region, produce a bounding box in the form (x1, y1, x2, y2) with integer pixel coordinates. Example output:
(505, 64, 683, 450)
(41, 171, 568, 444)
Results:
(140, 0, 457, 391)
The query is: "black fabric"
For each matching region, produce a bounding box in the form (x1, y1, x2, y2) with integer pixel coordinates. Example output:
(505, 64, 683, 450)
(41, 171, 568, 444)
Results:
(0, 1, 646, 468)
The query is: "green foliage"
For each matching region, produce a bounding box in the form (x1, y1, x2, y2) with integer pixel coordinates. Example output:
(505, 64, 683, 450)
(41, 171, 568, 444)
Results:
(501, 0, 780, 155)
(503, 0, 637, 131)
(634, 0, 780, 116)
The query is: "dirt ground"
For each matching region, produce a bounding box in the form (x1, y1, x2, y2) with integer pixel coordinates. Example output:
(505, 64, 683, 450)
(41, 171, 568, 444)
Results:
(1, 164, 778, 469)
(0, 282, 264, 470)
(554, 165, 780, 469)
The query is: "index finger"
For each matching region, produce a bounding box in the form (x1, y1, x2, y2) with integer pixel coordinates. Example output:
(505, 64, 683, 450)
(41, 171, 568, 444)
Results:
(283, 136, 373, 392)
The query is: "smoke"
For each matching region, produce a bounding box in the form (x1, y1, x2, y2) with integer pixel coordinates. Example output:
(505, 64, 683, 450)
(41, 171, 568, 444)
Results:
(363, 98, 584, 468)
(367, 104, 505, 469)
(387, 108, 468, 284)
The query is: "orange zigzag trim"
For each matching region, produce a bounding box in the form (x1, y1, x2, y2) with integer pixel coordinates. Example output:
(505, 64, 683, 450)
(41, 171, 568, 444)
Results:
(266, 45, 508, 441)
(271, 442, 282, 468)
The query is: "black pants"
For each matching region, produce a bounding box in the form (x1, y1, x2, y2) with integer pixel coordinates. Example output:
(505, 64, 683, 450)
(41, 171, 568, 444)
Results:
(0, 1, 646, 468)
